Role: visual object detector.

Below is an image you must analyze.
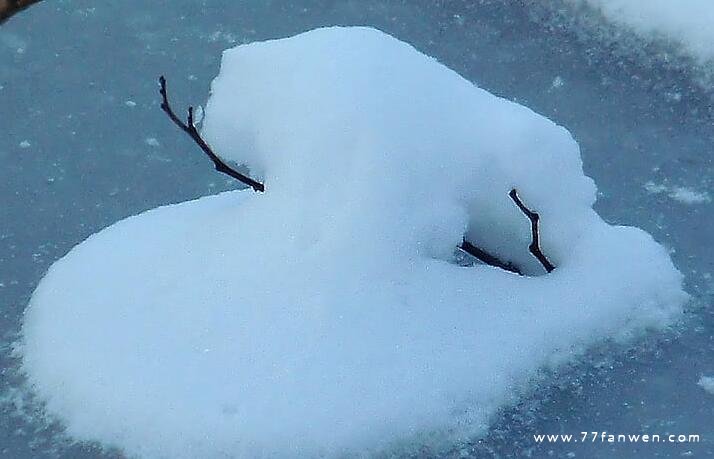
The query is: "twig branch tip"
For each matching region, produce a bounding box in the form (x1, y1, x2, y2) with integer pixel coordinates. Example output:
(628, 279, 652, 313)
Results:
(158, 75, 264, 192)
(509, 188, 555, 273)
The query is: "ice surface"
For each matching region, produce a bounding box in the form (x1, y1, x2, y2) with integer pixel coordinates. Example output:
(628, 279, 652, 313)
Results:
(699, 376, 714, 395)
(20, 27, 687, 458)
(644, 181, 711, 205)
(571, 0, 714, 63)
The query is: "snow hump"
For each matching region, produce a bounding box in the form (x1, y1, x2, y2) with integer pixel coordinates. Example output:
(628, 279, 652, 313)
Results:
(21, 27, 687, 458)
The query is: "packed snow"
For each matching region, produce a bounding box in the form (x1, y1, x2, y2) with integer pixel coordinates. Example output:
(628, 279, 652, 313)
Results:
(20, 27, 687, 458)
(571, 0, 714, 63)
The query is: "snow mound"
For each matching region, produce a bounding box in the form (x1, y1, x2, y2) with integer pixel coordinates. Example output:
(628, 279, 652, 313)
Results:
(569, 0, 714, 64)
(21, 27, 687, 458)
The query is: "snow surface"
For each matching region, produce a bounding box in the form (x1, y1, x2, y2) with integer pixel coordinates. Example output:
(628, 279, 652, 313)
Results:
(21, 27, 687, 458)
(572, 0, 714, 63)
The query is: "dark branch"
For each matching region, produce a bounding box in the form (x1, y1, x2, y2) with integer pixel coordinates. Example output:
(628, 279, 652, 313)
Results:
(459, 238, 522, 275)
(158, 77, 553, 276)
(0, 0, 41, 24)
(158, 76, 265, 192)
(509, 189, 555, 273)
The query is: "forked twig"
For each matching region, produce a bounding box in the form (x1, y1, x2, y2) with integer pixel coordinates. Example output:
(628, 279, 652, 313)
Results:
(509, 189, 555, 273)
(157, 76, 554, 275)
(158, 76, 265, 192)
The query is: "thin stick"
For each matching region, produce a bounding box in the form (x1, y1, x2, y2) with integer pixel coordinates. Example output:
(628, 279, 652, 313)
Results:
(158, 76, 265, 192)
(459, 238, 522, 275)
(509, 189, 555, 273)
(158, 76, 553, 275)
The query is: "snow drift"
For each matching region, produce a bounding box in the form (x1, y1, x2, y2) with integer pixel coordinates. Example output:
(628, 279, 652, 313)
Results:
(21, 27, 687, 458)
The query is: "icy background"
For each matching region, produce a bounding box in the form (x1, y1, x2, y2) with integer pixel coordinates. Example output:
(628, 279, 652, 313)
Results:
(569, 0, 714, 64)
(1, 0, 712, 458)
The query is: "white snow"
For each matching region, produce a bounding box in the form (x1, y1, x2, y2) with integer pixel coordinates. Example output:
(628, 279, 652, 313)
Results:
(699, 376, 714, 395)
(571, 0, 714, 63)
(21, 27, 687, 458)
(19, 140, 31, 149)
(669, 187, 711, 204)
(644, 181, 711, 204)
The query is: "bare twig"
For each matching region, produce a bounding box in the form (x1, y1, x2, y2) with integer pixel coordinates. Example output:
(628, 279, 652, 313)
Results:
(158, 77, 554, 275)
(459, 238, 522, 275)
(509, 189, 555, 273)
(158, 76, 265, 192)
(0, 0, 41, 24)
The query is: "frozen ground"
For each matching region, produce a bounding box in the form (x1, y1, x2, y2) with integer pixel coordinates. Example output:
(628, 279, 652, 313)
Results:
(1, 1, 713, 458)
(570, 0, 714, 64)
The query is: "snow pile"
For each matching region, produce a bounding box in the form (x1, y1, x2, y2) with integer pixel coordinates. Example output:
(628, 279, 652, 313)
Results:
(21, 27, 687, 458)
(569, 0, 714, 64)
